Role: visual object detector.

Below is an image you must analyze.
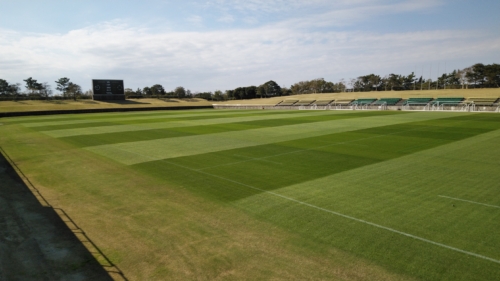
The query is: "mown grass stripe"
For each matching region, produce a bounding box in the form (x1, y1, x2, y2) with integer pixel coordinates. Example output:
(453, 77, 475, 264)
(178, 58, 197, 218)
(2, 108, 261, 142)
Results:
(158, 155, 500, 265)
(86, 112, 465, 165)
(3, 108, 215, 124)
(228, 125, 500, 249)
(131, 123, 500, 265)
(22, 109, 276, 127)
(43, 110, 361, 138)
(56, 111, 407, 147)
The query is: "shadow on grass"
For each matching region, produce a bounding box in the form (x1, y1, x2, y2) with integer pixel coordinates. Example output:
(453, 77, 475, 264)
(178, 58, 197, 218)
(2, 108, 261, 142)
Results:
(0, 147, 128, 281)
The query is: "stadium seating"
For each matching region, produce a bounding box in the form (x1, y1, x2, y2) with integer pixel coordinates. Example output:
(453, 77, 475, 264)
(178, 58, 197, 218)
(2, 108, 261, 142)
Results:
(404, 98, 433, 105)
(332, 99, 353, 105)
(279, 100, 299, 106)
(314, 100, 334, 106)
(430, 97, 464, 105)
(352, 98, 376, 105)
(295, 100, 316, 106)
(373, 98, 401, 105)
(464, 97, 498, 106)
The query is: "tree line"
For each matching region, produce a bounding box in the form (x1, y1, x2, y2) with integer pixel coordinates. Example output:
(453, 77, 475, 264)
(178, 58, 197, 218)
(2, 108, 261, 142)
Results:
(123, 80, 285, 101)
(200, 63, 499, 100)
(350, 63, 500, 92)
(0, 77, 88, 100)
(1, 63, 498, 101)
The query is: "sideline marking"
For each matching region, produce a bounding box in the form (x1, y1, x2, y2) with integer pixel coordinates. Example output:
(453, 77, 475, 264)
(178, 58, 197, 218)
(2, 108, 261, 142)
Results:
(102, 115, 500, 264)
(159, 157, 500, 265)
(439, 195, 500, 209)
(117, 139, 500, 264)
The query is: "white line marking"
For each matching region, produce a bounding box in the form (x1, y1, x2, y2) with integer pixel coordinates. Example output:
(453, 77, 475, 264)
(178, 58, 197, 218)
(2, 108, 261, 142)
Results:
(101, 115, 500, 264)
(232, 154, 282, 165)
(160, 158, 500, 265)
(439, 195, 500, 209)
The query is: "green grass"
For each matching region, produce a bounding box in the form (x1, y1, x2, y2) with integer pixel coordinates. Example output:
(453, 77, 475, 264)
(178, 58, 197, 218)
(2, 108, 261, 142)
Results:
(1, 109, 500, 280)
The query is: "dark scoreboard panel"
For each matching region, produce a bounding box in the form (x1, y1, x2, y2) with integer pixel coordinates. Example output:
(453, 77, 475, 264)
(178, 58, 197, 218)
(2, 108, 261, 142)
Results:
(92, 79, 125, 100)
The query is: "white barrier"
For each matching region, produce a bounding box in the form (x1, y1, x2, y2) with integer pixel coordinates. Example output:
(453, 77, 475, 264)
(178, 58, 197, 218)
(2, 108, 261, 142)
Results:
(212, 103, 500, 113)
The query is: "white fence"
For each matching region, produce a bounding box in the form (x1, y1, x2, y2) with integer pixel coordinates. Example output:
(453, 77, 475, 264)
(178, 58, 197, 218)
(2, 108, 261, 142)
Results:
(213, 104, 300, 110)
(213, 103, 500, 113)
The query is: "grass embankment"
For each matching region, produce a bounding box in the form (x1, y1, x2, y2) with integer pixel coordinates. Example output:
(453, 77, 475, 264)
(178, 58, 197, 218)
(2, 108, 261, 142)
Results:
(2, 89, 499, 113)
(1, 109, 500, 280)
(0, 98, 212, 113)
(217, 88, 500, 105)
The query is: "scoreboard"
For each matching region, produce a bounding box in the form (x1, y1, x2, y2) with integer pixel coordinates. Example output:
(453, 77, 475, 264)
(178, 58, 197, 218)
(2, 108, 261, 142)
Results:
(92, 79, 125, 101)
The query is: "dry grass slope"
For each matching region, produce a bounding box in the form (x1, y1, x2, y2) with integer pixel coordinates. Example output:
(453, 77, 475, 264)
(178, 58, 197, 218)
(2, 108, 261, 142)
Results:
(0, 98, 212, 113)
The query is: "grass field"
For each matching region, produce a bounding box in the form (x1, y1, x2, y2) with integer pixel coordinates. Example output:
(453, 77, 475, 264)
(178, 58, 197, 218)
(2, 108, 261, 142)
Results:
(1, 109, 500, 280)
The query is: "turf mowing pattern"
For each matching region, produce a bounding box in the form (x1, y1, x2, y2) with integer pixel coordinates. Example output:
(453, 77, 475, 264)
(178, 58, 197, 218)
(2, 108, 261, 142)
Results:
(1, 109, 500, 280)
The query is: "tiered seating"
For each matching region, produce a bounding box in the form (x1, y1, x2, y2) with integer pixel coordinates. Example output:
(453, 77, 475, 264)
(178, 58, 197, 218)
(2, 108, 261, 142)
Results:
(315, 100, 334, 106)
(279, 100, 299, 106)
(353, 98, 376, 105)
(464, 97, 498, 106)
(295, 100, 316, 106)
(430, 97, 464, 105)
(332, 99, 353, 105)
(404, 98, 433, 105)
(373, 98, 401, 105)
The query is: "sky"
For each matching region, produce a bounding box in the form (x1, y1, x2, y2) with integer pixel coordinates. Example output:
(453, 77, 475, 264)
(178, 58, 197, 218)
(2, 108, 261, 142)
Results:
(1, 0, 499, 93)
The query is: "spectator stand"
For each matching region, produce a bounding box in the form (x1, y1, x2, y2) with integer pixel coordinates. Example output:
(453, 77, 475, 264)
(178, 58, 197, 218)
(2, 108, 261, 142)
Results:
(402, 98, 433, 111)
(296, 100, 316, 110)
(464, 97, 499, 112)
(372, 98, 401, 110)
(279, 100, 299, 106)
(430, 97, 465, 111)
(330, 99, 353, 110)
(352, 99, 377, 110)
(312, 99, 333, 109)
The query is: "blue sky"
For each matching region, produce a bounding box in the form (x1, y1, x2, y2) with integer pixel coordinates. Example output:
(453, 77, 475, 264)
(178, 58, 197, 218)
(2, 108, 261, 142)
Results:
(1, 0, 499, 93)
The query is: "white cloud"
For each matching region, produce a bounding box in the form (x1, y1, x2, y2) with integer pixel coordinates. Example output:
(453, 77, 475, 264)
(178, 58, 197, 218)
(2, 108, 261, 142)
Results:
(1, 20, 498, 92)
(274, 0, 443, 29)
(187, 15, 204, 26)
(217, 15, 235, 23)
(205, 0, 359, 13)
(205, 0, 442, 25)
(0, 0, 498, 92)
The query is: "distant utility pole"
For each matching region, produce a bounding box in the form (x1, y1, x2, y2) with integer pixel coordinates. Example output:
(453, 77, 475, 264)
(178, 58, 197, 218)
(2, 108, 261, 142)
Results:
(429, 64, 432, 90)
(421, 65, 424, 90)
(436, 63, 440, 90)
(444, 62, 447, 90)
(414, 65, 416, 90)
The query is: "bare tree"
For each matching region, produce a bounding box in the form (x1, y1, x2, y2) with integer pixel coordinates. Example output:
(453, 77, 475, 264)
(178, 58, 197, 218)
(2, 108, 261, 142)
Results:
(457, 66, 472, 89)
